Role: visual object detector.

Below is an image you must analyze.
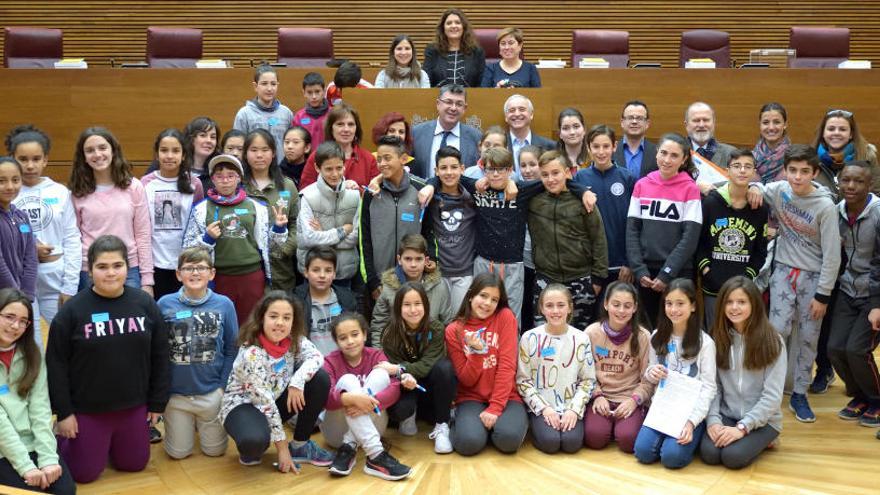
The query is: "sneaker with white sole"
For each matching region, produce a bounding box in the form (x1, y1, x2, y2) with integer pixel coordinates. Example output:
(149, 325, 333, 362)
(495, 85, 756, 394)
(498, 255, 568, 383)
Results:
(239, 455, 261, 466)
(789, 392, 816, 423)
(289, 439, 334, 466)
(399, 413, 418, 436)
(329, 443, 356, 476)
(429, 422, 452, 454)
(363, 450, 411, 481)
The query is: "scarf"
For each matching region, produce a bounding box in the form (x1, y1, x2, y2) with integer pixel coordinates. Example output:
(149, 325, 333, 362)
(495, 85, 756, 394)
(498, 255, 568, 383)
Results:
(252, 97, 280, 113)
(206, 186, 246, 206)
(0, 344, 15, 372)
(602, 320, 632, 346)
(177, 287, 212, 306)
(753, 136, 790, 183)
(258, 333, 292, 359)
(305, 98, 329, 118)
(394, 65, 414, 80)
(818, 142, 855, 171)
(279, 158, 306, 188)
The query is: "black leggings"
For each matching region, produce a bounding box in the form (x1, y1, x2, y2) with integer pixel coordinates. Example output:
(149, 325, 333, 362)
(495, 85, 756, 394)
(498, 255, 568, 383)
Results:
(0, 453, 76, 495)
(223, 368, 330, 458)
(388, 359, 457, 424)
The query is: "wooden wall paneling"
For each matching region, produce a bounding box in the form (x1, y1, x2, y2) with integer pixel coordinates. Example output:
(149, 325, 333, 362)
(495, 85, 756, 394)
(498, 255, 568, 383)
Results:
(1, 2, 879, 68)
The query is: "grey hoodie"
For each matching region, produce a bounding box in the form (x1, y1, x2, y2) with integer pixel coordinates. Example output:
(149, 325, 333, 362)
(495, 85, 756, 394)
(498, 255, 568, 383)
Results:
(758, 180, 841, 302)
(838, 193, 880, 302)
(707, 329, 786, 433)
(232, 99, 294, 158)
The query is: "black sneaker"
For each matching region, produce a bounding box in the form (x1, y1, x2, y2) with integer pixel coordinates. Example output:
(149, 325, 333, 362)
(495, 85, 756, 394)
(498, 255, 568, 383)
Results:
(809, 368, 836, 394)
(364, 450, 411, 481)
(329, 443, 356, 476)
(149, 426, 163, 444)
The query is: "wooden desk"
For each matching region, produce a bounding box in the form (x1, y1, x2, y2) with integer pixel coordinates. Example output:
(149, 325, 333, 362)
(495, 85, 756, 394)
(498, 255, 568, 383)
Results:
(0, 68, 877, 182)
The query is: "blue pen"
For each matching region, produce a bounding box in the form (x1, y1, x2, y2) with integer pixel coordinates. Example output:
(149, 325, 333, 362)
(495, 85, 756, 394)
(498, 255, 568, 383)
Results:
(362, 184, 378, 195)
(366, 388, 381, 414)
(415, 384, 427, 393)
(419, 206, 425, 222)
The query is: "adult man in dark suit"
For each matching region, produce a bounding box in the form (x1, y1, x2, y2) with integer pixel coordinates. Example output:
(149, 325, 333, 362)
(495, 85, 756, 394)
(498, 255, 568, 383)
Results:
(410, 84, 482, 179)
(612, 100, 658, 178)
(504, 94, 555, 178)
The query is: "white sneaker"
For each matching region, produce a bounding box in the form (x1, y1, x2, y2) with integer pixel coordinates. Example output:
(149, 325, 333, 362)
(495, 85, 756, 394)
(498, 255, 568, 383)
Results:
(399, 413, 418, 436)
(429, 422, 452, 454)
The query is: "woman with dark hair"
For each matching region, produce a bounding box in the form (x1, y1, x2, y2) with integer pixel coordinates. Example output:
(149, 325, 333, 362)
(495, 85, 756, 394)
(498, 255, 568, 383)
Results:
(375, 35, 430, 88)
(422, 8, 485, 87)
(46, 235, 169, 484)
(444, 273, 526, 455)
(752, 102, 790, 184)
(556, 108, 589, 171)
(219, 291, 332, 471)
(480, 27, 541, 88)
(812, 108, 880, 195)
(300, 104, 380, 188)
(0, 288, 76, 494)
(183, 116, 220, 183)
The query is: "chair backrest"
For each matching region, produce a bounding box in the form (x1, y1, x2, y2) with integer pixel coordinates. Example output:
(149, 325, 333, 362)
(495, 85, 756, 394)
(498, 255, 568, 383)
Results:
(789, 26, 850, 68)
(277, 27, 333, 68)
(680, 29, 730, 68)
(146, 27, 203, 68)
(571, 30, 629, 68)
(4, 27, 63, 68)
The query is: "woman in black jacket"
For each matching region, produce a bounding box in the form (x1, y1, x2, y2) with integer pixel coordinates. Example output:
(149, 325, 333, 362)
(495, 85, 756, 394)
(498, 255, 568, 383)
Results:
(422, 8, 485, 87)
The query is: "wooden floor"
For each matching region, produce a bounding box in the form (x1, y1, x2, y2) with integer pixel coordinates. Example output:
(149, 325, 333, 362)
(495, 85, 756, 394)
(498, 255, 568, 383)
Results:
(66, 377, 877, 495)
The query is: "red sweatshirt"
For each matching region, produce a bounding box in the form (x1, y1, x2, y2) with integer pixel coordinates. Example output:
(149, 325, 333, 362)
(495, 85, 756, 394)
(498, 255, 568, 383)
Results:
(323, 347, 400, 411)
(445, 308, 521, 416)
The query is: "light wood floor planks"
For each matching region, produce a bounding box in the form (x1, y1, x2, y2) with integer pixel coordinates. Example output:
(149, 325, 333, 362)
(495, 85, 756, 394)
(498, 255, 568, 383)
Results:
(70, 376, 877, 495)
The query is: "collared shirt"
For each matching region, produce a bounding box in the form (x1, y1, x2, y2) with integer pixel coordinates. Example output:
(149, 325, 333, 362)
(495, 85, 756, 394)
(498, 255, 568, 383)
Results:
(510, 129, 533, 175)
(428, 121, 462, 178)
(621, 137, 645, 178)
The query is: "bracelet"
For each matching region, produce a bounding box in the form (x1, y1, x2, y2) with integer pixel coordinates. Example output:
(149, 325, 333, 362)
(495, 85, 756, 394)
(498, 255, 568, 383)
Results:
(630, 394, 641, 406)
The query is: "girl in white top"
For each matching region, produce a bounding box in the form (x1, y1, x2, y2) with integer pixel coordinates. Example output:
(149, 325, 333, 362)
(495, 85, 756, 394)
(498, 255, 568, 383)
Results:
(633, 278, 716, 469)
(374, 35, 431, 89)
(516, 284, 596, 454)
(141, 128, 204, 299)
(7, 125, 81, 341)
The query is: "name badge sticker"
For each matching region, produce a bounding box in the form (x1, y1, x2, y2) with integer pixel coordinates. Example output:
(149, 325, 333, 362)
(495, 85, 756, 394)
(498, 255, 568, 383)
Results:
(234, 208, 249, 215)
(44, 197, 59, 205)
(0, 384, 9, 395)
(18, 224, 31, 233)
(300, 117, 311, 125)
(667, 342, 676, 353)
(279, 191, 291, 198)
(541, 347, 556, 358)
(273, 359, 286, 372)
(175, 310, 192, 320)
(401, 212, 415, 222)
(329, 303, 342, 316)
(594, 346, 610, 357)
(91, 313, 110, 323)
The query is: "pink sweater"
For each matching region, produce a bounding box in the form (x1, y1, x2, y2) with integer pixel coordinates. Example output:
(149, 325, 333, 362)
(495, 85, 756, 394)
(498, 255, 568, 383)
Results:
(323, 347, 401, 411)
(73, 179, 154, 286)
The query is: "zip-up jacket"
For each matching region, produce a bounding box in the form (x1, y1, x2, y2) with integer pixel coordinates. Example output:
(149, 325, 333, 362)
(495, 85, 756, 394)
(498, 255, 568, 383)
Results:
(837, 194, 880, 302)
(296, 174, 360, 279)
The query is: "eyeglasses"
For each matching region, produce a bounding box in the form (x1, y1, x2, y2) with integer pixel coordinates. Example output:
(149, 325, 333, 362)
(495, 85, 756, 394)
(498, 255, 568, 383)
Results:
(499, 40, 519, 48)
(485, 167, 511, 174)
(0, 313, 30, 329)
(212, 174, 239, 183)
(622, 115, 647, 123)
(826, 109, 853, 118)
(729, 163, 756, 171)
(438, 98, 466, 109)
(179, 266, 211, 274)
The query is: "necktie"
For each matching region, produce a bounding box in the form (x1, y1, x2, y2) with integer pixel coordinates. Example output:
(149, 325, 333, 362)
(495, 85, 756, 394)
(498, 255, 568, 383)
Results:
(439, 130, 451, 150)
(697, 147, 711, 159)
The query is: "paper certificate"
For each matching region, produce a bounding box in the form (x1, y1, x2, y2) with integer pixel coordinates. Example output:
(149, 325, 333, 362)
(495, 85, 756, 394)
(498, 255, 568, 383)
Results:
(643, 371, 702, 438)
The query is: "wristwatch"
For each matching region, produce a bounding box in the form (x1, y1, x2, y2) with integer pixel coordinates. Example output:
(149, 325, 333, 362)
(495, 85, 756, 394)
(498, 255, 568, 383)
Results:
(736, 422, 748, 435)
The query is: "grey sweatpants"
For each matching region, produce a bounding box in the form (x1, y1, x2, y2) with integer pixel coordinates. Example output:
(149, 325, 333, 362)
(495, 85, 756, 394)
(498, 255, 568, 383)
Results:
(768, 262, 821, 395)
(452, 401, 527, 456)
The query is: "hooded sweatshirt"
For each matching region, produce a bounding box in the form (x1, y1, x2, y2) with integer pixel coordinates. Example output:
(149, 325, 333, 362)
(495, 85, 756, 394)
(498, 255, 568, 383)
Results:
(233, 98, 294, 158)
(696, 184, 769, 295)
(626, 171, 702, 282)
(756, 180, 841, 302)
(837, 193, 880, 302)
(707, 329, 786, 432)
(0, 203, 37, 299)
(13, 178, 81, 297)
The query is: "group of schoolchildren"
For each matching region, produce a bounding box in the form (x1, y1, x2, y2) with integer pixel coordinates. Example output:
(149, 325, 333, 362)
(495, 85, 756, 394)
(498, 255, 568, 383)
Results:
(0, 60, 878, 493)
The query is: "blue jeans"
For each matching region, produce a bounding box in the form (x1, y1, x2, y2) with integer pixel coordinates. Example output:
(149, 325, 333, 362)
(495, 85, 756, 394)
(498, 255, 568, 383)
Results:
(633, 422, 706, 469)
(78, 269, 142, 292)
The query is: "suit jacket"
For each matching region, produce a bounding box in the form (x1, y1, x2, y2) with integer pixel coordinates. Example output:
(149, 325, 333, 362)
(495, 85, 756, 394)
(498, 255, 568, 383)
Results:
(411, 119, 482, 179)
(613, 138, 658, 178)
(506, 131, 556, 155)
(710, 141, 737, 169)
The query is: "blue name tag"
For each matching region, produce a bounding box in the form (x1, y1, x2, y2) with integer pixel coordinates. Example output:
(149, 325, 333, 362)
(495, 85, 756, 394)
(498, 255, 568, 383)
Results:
(234, 208, 249, 215)
(541, 347, 556, 357)
(401, 212, 415, 222)
(279, 191, 291, 198)
(268, 117, 279, 127)
(300, 117, 311, 125)
(44, 197, 59, 205)
(667, 342, 676, 353)
(175, 310, 192, 320)
(18, 224, 30, 233)
(594, 346, 610, 357)
(273, 359, 286, 372)
(329, 303, 342, 316)
(91, 313, 110, 323)
(0, 384, 9, 395)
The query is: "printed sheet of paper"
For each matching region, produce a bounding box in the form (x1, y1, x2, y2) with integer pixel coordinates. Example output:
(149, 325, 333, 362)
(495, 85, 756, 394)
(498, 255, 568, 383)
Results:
(643, 371, 702, 438)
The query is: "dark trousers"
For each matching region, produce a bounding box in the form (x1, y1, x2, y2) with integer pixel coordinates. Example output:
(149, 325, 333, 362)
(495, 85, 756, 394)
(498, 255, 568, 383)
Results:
(521, 266, 536, 332)
(223, 368, 330, 459)
(388, 359, 457, 424)
(0, 453, 76, 494)
(815, 288, 838, 376)
(152, 268, 182, 300)
(828, 292, 880, 404)
(700, 416, 778, 469)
